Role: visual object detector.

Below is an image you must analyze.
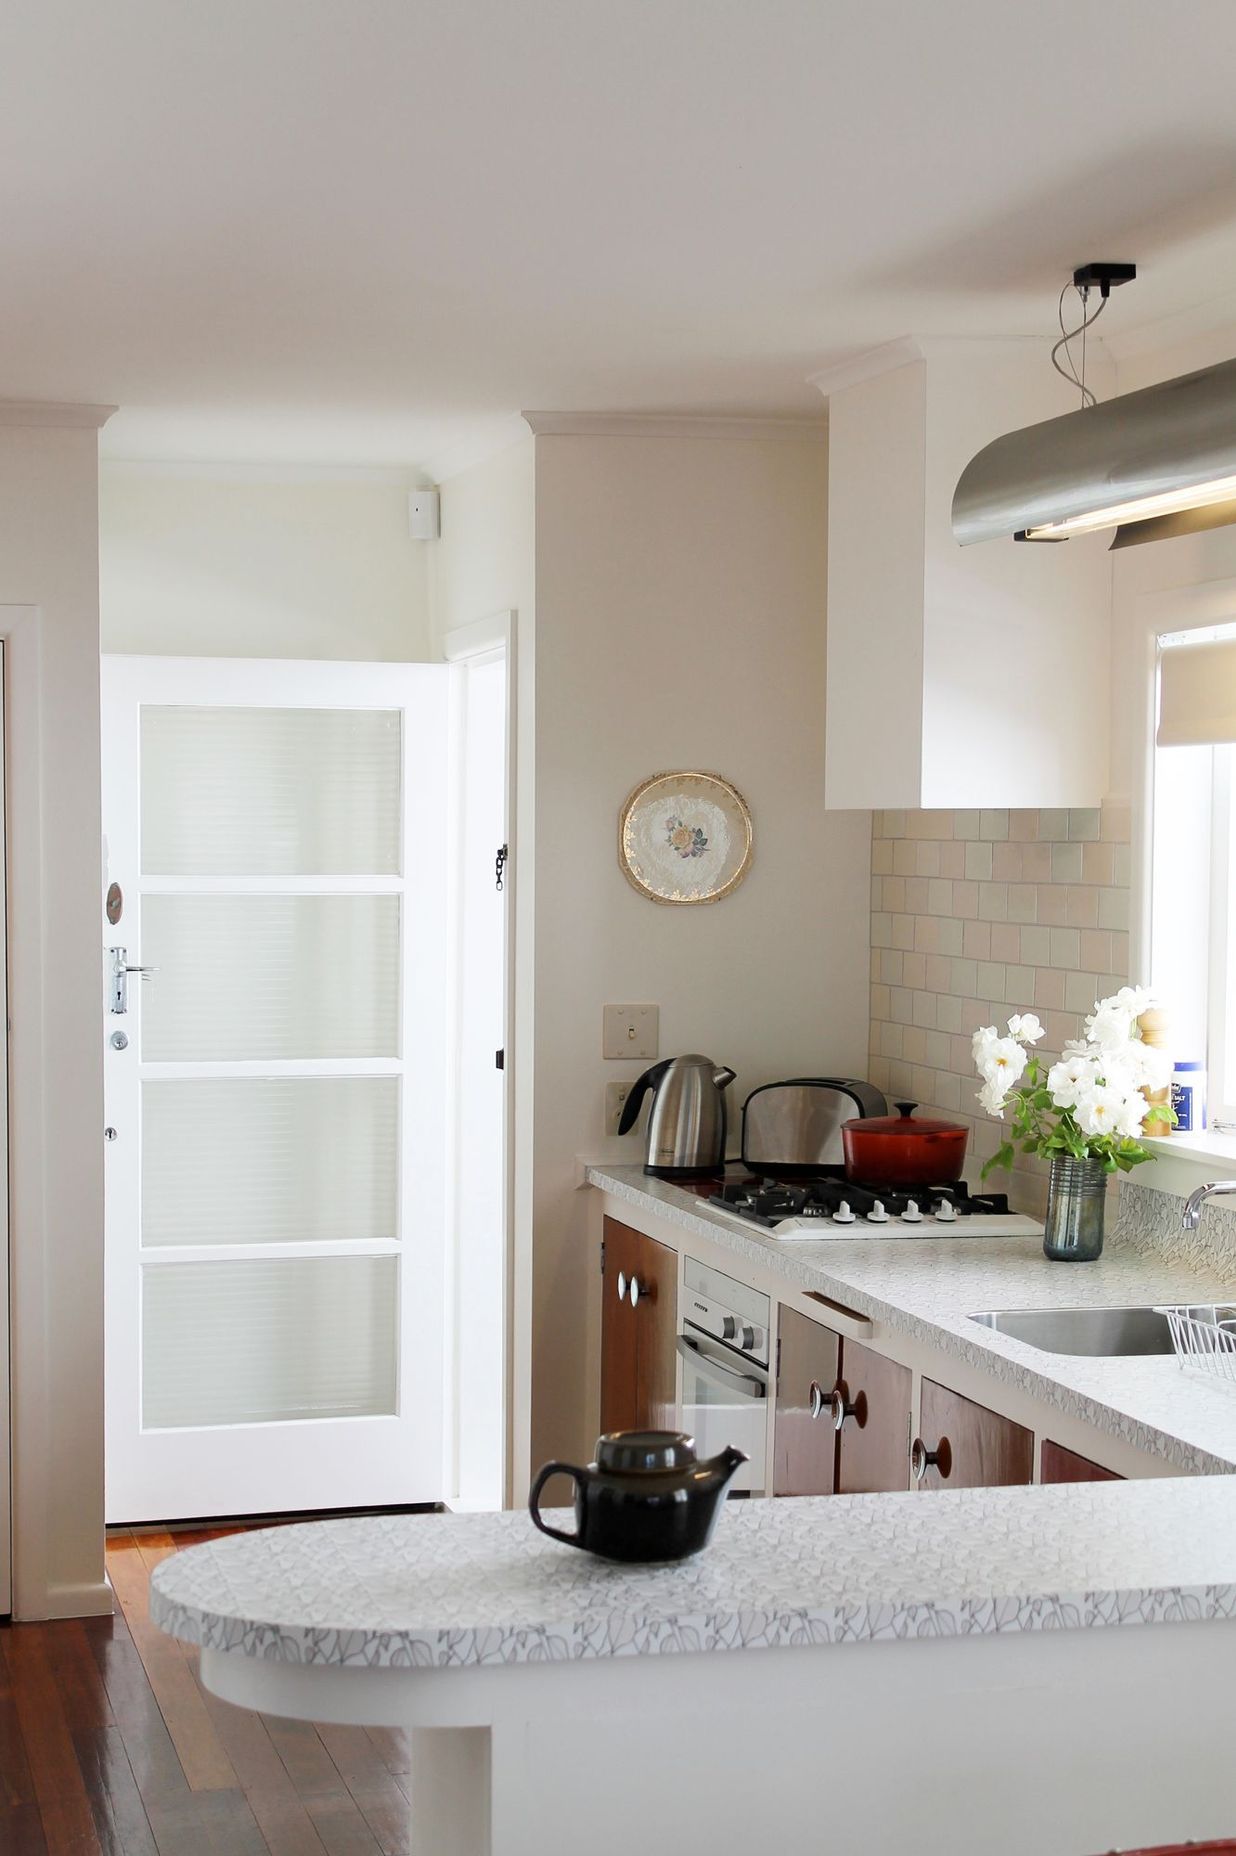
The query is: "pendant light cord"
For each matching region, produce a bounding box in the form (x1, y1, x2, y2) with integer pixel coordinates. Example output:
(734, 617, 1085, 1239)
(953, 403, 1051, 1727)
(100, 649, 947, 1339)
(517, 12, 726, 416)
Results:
(1052, 282, 1107, 409)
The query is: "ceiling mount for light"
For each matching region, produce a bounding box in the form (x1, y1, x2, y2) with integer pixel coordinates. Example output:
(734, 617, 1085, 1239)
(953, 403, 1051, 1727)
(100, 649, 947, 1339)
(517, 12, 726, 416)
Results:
(951, 262, 1236, 550)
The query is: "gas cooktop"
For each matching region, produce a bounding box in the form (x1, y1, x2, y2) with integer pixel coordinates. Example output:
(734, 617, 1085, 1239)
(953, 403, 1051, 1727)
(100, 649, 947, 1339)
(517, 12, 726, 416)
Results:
(707, 1171, 1043, 1240)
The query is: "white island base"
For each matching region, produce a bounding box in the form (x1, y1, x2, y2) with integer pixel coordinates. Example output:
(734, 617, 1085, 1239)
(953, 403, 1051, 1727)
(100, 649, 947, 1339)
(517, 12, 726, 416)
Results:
(150, 1491, 1236, 1856)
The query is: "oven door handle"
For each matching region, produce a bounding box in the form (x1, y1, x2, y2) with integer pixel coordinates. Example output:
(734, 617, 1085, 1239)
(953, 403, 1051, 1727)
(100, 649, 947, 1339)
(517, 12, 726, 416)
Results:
(676, 1334, 766, 1400)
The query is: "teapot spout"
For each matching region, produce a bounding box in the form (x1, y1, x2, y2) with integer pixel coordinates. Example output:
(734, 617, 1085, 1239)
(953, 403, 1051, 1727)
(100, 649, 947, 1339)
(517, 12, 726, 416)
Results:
(699, 1444, 748, 1492)
(713, 1065, 737, 1092)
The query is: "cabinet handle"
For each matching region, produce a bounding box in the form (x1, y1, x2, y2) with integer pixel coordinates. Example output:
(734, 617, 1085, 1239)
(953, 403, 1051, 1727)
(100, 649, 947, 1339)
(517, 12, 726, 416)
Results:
(911, 1436, 952, 1483)
(808, 1380, 825, 1420)
(629, 1275, 646, 1308)
(616, 1270, 627, 1304)
(827, 1382, 861, 1433)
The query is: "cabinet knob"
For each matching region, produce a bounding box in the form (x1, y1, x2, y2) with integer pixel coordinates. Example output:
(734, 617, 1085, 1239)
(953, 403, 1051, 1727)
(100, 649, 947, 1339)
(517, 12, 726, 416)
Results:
(629, 1275, 646, 1308)
(827, 1382, 861, 1432)
(616, 1270, 627, 1304)
(911, 1436, 952, 1482)
(808, 1380, 825, 1420)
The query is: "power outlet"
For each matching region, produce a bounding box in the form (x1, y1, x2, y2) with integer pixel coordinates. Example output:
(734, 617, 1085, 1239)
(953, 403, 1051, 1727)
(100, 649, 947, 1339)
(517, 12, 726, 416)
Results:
(606, 1080, 638, 1137)
(602, 1002, 659, 1061)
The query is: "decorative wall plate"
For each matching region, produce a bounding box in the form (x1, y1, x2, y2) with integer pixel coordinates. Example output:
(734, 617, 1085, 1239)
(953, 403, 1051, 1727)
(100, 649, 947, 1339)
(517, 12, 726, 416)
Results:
(618, 771, 753, 905)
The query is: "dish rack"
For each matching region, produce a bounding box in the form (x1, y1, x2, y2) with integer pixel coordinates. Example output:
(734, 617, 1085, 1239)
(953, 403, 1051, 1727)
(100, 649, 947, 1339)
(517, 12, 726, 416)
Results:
(1155, 1304, 1236, 1387)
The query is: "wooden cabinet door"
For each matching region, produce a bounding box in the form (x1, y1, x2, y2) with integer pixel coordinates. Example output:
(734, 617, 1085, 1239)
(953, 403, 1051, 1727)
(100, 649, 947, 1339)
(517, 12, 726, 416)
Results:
(773, 1305, 840, 1496)
(632, 1227, 677, 1432)
(915, 1380, 1033, 1491)
(600, 1218, 644, 1434)
(1040, 1440, 1123, 1484)
(835, 1338, 912, 1495)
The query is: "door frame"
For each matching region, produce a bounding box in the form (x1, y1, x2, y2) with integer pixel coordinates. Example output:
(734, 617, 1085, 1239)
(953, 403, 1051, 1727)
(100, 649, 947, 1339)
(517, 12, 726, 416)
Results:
(442, 611, 527, 1507)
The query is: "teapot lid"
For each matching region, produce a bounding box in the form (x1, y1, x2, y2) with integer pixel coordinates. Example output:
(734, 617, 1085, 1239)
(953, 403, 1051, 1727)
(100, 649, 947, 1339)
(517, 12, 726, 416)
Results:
(595, 1430, 697, 1474)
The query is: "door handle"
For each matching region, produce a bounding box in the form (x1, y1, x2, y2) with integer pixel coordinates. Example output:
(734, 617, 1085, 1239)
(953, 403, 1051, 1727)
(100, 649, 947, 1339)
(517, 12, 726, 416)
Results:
(108, 946, 158, 1015)
(676, 1334, 766, 1400)
(911, 1436, 952, 1483)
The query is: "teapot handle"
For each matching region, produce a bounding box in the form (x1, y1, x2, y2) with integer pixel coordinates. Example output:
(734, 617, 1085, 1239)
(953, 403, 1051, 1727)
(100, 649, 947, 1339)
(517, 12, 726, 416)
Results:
(529, 1461, 587, 1547)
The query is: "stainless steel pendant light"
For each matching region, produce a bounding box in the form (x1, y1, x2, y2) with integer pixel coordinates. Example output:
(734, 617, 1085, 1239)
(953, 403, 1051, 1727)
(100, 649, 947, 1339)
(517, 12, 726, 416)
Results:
(952, 264, 1236, 549)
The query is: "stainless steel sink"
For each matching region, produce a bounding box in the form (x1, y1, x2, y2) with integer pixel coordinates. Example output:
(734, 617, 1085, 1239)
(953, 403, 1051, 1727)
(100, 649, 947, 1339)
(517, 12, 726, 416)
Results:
(968, 1306, 1175, 1357)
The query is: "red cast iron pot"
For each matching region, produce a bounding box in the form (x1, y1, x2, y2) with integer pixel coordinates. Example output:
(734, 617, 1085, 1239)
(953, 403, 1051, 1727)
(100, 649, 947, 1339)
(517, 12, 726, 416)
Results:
(841, 1101, 968, 1188)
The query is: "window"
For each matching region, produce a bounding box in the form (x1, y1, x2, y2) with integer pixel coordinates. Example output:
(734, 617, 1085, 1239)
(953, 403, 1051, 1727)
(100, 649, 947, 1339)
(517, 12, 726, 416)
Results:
(1152, 624, 1236, 1129)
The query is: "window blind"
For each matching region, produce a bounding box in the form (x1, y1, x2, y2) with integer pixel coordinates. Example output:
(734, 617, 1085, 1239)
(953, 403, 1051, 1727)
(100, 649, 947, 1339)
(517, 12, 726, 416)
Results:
(1158, 636, 1236, 746)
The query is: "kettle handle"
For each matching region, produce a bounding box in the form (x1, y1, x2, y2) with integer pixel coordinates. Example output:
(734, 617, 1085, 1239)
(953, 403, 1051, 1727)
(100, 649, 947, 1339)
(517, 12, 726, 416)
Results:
(617, 1059, 670, 1136)
(529, 1461, 588, 1548)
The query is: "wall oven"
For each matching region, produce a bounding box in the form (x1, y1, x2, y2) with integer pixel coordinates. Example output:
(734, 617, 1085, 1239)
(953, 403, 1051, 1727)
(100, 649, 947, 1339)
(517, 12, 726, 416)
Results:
(676, 1257, 770, 1496)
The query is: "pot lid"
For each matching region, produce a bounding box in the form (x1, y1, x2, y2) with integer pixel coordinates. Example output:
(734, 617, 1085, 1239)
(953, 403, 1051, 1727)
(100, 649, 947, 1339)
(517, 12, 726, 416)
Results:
(845, 1100, 967, 1137)
(595, 1430, 697, 1474)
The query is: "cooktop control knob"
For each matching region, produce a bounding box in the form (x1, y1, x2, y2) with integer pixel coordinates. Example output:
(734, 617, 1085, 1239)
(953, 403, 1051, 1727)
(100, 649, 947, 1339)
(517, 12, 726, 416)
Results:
(738, 1323, 759, 1352)
(935, 1199, 958, 1223)
(867, 1200, 889, 1223)
(832, 1199, 856, 1224)
(721, 1314, 738, 1341)
(900, 1199, 923, 1224)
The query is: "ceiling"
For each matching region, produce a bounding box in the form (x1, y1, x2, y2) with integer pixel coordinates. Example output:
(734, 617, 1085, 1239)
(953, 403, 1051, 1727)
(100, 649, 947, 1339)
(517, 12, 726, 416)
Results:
(5, 0, 1236, 472)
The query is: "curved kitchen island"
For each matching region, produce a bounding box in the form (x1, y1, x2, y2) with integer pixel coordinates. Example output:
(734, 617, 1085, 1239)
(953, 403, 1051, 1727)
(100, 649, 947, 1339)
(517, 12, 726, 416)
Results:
(151, 1482, 1236, 1856)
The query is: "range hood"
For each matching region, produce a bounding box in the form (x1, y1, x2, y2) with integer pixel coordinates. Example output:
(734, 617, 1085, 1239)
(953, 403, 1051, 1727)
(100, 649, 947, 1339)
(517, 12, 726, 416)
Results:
(951, 356, 1236, 549)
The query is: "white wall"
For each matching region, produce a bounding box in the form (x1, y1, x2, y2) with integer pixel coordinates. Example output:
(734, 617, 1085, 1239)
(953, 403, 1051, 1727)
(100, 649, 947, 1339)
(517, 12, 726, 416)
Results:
(0, 411, 110, 1618)
(100, 467, 433, 659)
(531, 428, 872, 1474)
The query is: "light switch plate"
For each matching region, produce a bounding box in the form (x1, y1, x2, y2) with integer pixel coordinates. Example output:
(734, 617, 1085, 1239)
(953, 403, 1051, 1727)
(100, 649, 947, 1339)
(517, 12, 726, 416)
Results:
(605, 1080, 637, 1136)
(602, 1002, 659, 1061)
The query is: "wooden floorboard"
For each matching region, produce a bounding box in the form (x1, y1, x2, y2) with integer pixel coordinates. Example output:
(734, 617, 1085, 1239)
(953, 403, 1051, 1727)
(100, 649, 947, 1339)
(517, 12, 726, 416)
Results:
(0, 1529, 413, 1856)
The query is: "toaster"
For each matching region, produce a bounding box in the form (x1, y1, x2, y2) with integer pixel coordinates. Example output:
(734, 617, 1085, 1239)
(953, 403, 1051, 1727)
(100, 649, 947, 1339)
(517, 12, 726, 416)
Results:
(740, 1078, 889, 1174)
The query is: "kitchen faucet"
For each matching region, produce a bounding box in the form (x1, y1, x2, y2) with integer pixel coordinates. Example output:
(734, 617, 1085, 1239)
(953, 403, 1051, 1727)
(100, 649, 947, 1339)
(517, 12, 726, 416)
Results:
(1181, 1181, 1236, 1229)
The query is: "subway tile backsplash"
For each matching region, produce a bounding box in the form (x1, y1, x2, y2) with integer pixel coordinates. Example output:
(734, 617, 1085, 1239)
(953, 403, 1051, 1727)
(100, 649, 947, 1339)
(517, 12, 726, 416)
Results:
(868, 803, 1132, 1215)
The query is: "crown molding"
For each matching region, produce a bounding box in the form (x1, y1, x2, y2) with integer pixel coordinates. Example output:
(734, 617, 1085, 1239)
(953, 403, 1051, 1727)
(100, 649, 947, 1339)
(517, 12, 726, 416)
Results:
(808, 339, 926, 399)
(99, 457, 430, 486)
(521, 410, 826, 442)
(0, 400, 117, 430)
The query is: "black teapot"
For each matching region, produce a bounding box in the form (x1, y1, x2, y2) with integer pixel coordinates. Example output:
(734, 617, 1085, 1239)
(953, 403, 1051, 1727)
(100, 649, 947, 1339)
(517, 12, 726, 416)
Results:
(528, 1430, 747, 1564)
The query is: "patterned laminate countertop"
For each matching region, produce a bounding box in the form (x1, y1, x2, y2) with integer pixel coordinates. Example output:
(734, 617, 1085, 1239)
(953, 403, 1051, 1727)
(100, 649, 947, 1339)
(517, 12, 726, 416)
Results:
(588, 1166, 1236, 1474)
(150, 1480, 1236, 1668)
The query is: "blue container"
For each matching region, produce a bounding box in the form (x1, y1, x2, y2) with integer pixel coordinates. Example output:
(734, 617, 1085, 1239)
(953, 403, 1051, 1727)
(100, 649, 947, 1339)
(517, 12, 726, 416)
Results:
(1171, 1062, 1206, 1133)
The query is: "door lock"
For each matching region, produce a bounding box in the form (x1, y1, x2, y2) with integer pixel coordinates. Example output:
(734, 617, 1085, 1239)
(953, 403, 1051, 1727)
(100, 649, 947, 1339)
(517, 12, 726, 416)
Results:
(108, 946, 158, 1015)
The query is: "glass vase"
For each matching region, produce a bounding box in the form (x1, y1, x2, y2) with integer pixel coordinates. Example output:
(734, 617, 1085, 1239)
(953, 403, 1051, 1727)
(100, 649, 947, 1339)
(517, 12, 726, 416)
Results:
(1043, 1154, 1108, 1262)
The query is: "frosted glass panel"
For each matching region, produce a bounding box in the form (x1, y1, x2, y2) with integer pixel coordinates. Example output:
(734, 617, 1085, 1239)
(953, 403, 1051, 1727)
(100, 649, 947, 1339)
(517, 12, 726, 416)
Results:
(142, 1255, 398, 1428)
(141, 895, 400, 1059)
(143, 1078, 399, 1247)
(140, 706, 402, 875)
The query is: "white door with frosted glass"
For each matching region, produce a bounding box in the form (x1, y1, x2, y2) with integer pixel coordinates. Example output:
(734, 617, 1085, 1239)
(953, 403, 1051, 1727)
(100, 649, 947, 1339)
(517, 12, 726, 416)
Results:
(102, 657, 450, 1523)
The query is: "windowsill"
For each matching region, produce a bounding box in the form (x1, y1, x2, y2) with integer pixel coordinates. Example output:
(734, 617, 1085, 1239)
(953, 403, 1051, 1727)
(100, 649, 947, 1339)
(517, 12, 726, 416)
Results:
(1139, 1130, 1236, 1196)
(1145, 1130, 1236, 1171)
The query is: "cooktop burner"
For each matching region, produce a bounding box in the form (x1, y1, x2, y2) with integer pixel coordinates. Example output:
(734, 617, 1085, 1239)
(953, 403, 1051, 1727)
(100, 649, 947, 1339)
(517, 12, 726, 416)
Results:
(708, 1170, 1041, 1239)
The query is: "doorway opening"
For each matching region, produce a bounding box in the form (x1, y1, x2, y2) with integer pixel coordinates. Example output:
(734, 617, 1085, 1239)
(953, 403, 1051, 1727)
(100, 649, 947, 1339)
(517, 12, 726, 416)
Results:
(101, 651, 510, 1525)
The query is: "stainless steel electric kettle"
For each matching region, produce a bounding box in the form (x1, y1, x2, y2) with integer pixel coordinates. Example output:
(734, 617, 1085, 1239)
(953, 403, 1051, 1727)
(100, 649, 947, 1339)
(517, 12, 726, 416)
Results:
(617, 1054, 736, 1178)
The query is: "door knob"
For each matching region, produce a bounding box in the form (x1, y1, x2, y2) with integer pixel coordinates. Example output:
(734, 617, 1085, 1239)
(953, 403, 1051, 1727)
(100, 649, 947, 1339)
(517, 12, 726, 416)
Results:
(911, 1436, 952, 1482)
(827, 1383, 862, 1432)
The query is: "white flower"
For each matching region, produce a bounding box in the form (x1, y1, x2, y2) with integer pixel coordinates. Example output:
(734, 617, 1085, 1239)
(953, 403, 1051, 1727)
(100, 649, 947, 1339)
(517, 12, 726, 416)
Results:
(976, 1078, 1008, 1118)
(1047, 1052, 1102, 1109)
(971, 1025, 1000, 1067)
(1119, 1039, 1173, 1095)
(1007, 1013, 1044, 1045)
(1074, 1082, 1127, 1138)
(976, 1035, 1027, 1093)
(1084, 986, 1155, 1055)
(1115, 1091, 1149, 1141)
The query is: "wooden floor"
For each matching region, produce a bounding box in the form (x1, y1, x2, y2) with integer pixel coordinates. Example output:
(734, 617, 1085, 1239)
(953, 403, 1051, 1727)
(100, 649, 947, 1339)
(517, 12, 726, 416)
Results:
(1, 1529, 416, 1855)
